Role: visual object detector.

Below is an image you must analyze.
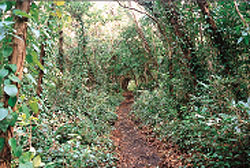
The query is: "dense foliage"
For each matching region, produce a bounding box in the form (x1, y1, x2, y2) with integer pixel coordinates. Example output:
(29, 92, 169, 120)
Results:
(130, 0, 250, 167)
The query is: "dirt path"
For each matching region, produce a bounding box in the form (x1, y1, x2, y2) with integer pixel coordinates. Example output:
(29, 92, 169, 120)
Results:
(112, 92, 161, 168)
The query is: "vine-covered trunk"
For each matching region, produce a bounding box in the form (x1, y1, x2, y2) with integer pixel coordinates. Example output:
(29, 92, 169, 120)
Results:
(136, 0, 175, 94)
(197, 0, 231, 75)
(0, 0, 30, 167)
(161, 0, 202, 89)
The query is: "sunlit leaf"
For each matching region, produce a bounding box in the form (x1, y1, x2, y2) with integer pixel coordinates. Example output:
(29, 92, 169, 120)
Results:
(14, 146, 22, 157)
(54, 1, 65, 6)
(26, 74, 37, 85)
(4, 79, 11, 85)
(29, 100, 39, 114)
(56, 9, 62, 18)
(237, 37, 243, 44)
(7, 64, 17, 73)
(22, 105, 30, 120)
(8, 74, 21, 83)
(0, 3, 7, 12)
(0, 108, 8, 121)
(8, 138, 16, 151)
(0, 69, 9, 78)
(31, 51, 44, 70)
(0, 32, 5, 41)
(4, 84, 18, 97)
(33, 155, 41, 167)
(2, 47, 13, 57)
(31, 28, 40, 39)
(19, 162, 33, 168)
(13, 9, 31, 19)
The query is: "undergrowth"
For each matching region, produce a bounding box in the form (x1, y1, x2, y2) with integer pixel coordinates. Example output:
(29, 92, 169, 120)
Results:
(131, 76, 250, 168)
(15, 72, 123, 167)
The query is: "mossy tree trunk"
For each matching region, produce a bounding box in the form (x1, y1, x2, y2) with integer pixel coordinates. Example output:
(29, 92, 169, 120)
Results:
(0, 0, 30, 167)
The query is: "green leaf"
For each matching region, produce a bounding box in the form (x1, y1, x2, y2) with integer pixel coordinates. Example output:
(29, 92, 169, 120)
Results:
(26, 74, 37, 85)
(19, 162, 33, 168)
(0, 32, 5, 41)
(13, 9, 31, 19)
(33, 155, 41, 167)
(14, 146, 22, 157)
(35, 61, 44, 71)
(4, 79, 11, 85)
(31, 51, 44, 70)
(0, 3, 7, 12)
(4, 84, 18, 97)
(22, 105, 29, 114)
(7, 64, 17, 73)
(8, 74, 20, 83)
(0, 69, 9, 78)
(4, 1, 13, 11)
(29, 101, 39, 114)
(31, 28, 40, 39)
(22, 105, 30, 120)
(9, 112, 18, 126)
(8, 96, 17, 107)
(0, 124, 9, 133)
(237, 37, 243, 44)
(2, 47, 13, 57)
(19, 152, 32, 164)
(30, 4, 39, 22)
(244, 36, 249, 45)
(8, 138, 17, 151)
(0, 21, 15, 26)
(32, 44, 40, 53)
(0, 137, 4, 152)
(0, 119, 9, 132)
(242, 31, 248, 36)
(26, 54, 33, 64)
(0, 108, 8, 121)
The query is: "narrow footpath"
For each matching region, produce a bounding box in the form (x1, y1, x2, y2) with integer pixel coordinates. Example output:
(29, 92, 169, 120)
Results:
(112, 92, 160, 168)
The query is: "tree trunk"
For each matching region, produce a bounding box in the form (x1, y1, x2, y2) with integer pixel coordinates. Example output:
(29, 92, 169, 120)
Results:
(37, 7, 53, 99)
(197, 0, 231, 75)
(161, 0, 202, 88)
(0, 0, 30, 167)
(35, 43, 45, 118)
(135, 1, 176, 93)
(59, 30, 64, 73)
(131, 11, 152, 56)
(36, 43, 45, 98)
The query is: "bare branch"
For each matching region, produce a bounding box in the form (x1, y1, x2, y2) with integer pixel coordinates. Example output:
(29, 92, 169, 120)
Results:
(116, 0, 170, 45)
(116, 0, 158, 24)
(234, 0, 249, 32)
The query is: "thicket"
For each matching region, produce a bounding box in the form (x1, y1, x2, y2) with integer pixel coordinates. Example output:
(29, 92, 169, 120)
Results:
(130, 0, 250, 167)
(0, 1, 122, 167)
